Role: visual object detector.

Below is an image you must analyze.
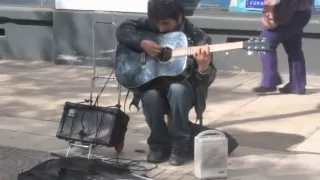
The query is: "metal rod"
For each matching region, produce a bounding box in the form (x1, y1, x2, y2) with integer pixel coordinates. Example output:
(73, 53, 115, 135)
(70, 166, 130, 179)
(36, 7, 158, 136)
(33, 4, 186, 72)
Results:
(95, 75, 117, 80)
(90, 21, 117, 105)
(117, 84, 122, 105)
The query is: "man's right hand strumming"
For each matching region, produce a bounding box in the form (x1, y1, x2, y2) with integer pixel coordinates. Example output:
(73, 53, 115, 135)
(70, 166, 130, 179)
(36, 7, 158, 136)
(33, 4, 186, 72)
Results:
(140, 40, 161, 57)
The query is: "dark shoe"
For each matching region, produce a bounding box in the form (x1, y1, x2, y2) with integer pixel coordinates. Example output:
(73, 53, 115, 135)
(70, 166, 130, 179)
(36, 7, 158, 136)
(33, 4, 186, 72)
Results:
(147, 149, 170, 163)
(252, 86, 277, 93)
(253, 75, 283, 93)
(168, 148, 188, 166)
(278, 83, 306, 95)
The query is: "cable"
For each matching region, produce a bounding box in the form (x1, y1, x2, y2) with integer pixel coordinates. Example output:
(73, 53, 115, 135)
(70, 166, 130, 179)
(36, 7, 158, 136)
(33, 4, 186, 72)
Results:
(123, 89, 130, 113)
(50, 153, 157, 177)
(95, 156, 158, 172)
(93, 69, 115, 106)
(93, 109, 108, 145)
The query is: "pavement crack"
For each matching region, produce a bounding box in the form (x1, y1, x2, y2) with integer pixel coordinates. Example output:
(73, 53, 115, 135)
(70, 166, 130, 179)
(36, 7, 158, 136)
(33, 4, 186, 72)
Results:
(0, 128, 55, 138)
(0, 115, 58, 123)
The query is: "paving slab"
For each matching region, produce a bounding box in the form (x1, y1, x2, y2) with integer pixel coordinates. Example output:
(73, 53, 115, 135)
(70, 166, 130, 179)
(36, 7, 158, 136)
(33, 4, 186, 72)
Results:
(0, 61, 259, 129)
(237, 130, 320, 180)
(1, 61, 320, 179)
(209, 93, 320, 151)
(0, 120, 291, 180)
(0, 145, 52, 180)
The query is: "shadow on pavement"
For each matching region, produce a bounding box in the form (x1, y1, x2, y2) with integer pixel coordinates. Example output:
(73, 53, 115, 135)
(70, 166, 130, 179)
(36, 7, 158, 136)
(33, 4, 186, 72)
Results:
(211, 108, 320, 129)
(0, 63, 255, 121)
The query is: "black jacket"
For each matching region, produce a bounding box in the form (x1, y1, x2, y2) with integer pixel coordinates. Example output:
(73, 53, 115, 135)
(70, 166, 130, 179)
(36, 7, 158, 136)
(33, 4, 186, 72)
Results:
(116, 17, 217, 123)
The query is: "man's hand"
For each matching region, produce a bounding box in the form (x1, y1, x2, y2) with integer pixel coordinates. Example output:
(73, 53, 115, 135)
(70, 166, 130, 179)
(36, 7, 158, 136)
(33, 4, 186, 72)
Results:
(140, 40, 161, 57)
(262, 0, 279, 29)
(193, 45, 211, 73)
(262, 12, 277, 29)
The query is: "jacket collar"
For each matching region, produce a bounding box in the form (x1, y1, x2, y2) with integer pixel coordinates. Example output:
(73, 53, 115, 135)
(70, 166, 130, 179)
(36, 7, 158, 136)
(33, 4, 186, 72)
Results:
(182, 18, 195, 35)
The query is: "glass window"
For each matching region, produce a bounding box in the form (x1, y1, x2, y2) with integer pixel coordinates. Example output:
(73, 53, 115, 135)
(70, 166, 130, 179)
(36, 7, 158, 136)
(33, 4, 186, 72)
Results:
(314, 0, 320, 14)
(185, 0, 263, 15)
(191, 0, 319, 15)
(229, 0, 263, 13)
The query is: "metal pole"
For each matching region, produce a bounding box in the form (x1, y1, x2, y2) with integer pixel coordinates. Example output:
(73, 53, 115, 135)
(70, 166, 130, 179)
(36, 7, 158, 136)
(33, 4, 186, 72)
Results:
(90, 21, 117, 105)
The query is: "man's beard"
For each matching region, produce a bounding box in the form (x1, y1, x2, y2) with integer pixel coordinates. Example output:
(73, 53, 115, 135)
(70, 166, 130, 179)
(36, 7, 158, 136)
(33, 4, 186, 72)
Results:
(174, 20, 184, 31)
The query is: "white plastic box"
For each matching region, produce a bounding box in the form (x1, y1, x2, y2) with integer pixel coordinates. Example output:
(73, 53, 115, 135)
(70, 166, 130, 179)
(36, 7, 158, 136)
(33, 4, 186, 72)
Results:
(194, 130, 228, 179)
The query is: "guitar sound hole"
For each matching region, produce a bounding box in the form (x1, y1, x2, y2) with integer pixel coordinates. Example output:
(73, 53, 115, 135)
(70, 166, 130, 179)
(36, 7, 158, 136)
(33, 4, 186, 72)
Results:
(157, 47, 172, 62)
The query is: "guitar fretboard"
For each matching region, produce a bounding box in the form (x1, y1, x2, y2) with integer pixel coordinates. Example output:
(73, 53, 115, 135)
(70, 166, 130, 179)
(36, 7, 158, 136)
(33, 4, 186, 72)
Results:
(172, 41, 244, 57)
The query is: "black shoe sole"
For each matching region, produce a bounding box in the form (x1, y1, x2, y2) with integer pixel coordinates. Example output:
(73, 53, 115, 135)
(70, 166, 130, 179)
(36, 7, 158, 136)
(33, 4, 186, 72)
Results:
(279, 88, 306, 95)
(252, 87, 277, 93)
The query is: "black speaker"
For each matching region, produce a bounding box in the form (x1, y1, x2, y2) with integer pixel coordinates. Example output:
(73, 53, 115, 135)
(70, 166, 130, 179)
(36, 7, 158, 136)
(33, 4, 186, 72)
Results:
(56, 101, 130, 148)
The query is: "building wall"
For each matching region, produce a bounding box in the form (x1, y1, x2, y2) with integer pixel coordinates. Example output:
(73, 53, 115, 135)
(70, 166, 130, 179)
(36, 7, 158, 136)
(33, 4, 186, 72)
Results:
(53, 10, 320, 75)
(0, 6, 53, 61)
(0, 1, 319, 75)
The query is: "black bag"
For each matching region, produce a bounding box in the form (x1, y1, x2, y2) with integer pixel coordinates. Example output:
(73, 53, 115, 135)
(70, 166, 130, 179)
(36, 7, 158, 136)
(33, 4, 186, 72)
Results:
(56, 101, 130, 147)
(188, 121, 238, 155)
(17, 157, 148, 180)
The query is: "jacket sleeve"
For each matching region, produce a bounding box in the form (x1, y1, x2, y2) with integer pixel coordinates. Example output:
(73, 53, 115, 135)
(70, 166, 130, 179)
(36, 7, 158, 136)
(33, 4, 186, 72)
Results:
(116, 18, 149, 52)
(192, 27, 217, 87)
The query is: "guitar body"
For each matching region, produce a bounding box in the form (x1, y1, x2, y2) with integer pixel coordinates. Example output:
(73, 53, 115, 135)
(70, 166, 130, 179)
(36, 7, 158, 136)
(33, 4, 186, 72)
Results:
(115, 32, 192, 90)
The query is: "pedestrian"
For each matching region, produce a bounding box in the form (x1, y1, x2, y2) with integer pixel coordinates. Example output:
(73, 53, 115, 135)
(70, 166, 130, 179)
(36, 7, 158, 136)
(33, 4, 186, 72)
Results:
(252, 0, 314, 94)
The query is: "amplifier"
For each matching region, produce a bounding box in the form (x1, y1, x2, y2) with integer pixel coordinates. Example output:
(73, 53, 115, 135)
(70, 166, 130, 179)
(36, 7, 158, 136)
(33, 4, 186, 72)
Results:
(56, 101, 130, 148)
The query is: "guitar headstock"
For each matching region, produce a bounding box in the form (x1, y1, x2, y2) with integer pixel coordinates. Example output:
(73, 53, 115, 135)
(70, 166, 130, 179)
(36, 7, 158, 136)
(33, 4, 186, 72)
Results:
(243, 37, 271, 52)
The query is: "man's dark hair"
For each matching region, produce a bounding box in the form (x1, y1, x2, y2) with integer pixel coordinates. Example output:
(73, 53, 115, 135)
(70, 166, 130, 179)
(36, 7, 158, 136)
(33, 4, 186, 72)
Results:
(147, 0, 184, 22)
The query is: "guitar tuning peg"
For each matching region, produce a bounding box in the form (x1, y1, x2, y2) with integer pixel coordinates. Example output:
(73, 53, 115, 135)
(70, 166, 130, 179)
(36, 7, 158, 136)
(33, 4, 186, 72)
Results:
(257, 51, 266, 55)
(247, 51, 254, 56)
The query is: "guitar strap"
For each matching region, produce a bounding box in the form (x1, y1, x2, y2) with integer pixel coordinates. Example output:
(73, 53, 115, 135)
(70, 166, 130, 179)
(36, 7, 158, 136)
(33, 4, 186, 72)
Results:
(126, 89, 141, 112)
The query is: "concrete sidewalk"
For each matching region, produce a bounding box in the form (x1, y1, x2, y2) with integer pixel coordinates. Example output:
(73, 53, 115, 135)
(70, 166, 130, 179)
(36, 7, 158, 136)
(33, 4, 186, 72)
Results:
(1, 60, 320, 179)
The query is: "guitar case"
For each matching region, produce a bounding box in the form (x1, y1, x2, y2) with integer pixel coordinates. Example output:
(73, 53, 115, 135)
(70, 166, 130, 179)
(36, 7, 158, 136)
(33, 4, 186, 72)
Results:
(17, 157, 149, 180)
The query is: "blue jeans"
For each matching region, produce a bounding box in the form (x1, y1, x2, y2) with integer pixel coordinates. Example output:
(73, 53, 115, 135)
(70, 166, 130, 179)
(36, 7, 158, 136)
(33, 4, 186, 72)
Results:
(141, 80, 194, 151)
(259, 10, 311, 93)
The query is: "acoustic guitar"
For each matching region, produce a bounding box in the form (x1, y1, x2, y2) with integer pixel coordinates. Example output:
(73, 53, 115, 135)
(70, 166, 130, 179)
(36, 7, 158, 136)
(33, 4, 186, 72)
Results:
(115, 31, 270, 90)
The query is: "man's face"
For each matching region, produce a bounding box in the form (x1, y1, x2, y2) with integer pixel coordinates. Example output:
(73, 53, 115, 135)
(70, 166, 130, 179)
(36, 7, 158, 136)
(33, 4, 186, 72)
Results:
(156, 15, 183, 33)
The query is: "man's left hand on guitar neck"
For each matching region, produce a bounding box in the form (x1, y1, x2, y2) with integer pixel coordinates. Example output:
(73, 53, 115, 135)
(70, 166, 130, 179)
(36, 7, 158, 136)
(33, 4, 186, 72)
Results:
(193, 45, 211, 73)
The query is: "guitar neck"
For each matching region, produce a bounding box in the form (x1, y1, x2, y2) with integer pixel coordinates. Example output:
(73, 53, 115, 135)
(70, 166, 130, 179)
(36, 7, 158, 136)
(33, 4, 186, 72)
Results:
(172, 41, 244, 57)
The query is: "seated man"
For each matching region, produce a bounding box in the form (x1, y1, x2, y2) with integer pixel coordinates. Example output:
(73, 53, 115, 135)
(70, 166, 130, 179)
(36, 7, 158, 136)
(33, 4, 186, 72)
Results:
(116, 0, 217, 166)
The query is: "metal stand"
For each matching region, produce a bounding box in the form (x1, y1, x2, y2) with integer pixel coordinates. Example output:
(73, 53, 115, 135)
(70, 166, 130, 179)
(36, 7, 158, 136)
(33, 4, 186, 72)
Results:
(85, 21, 120, 106)
(66, 141, 94, 159)
(64, 21, 121, 159)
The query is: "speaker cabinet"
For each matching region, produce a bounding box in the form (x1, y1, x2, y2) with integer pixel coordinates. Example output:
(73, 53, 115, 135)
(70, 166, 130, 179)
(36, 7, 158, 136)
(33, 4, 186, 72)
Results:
(56, 102, 130, 147)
